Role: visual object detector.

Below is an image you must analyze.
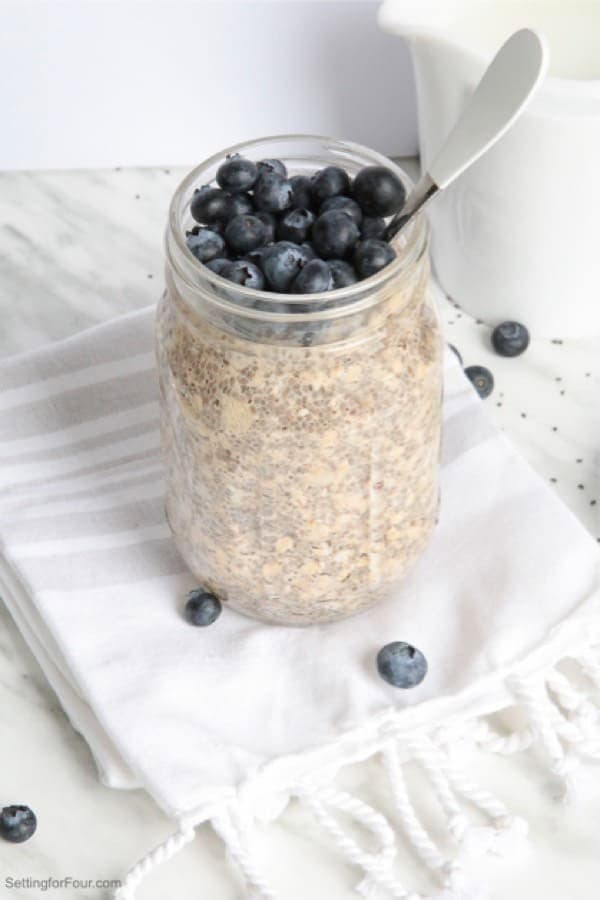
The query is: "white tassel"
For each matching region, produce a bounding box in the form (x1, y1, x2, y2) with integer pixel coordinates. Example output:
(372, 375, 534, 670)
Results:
(211, 804, 277, 900)
(508, 674, 578, 795)
(298, 784, 410, 899)
(411, 735, 470, 844)
(472, 719, 535, 755)
(545, 668, 600, 759)
(382, 742, 461, 890)
(439, 751, 529, 857)
(113, 816, 198, 900)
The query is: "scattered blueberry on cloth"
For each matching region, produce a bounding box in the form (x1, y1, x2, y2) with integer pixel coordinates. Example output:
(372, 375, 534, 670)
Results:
(0, 805, 37, 844)
(0, 288, 600, 899)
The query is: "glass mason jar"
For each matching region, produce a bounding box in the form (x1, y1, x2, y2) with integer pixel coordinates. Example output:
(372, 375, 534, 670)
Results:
(157, 136, 443, 626)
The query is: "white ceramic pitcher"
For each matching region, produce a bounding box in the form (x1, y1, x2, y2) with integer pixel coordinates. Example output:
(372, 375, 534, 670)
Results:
(379, 0, 600, 337)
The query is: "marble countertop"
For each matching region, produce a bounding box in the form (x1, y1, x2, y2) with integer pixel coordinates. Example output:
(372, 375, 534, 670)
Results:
(1, 163, 599, 899)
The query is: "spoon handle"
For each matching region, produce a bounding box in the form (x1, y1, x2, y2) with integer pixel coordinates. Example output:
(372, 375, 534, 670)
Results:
(385, 28, 549, 242)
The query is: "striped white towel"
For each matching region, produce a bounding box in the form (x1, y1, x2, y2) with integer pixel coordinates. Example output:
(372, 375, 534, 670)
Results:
(1, 303, 600, 900)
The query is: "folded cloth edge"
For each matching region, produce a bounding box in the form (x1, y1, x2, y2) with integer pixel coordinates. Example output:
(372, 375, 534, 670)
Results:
(107, 598, 600, 900)
(3, 541, 600, 900)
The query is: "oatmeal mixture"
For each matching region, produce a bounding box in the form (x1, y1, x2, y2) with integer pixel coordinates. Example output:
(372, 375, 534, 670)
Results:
(156, 262, 442, 625)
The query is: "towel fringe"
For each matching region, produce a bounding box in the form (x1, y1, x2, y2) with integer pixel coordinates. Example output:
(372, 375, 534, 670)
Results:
(113, 645, 600, 899)
(211, 804, 278, 899)
(113, 816, 198, 900)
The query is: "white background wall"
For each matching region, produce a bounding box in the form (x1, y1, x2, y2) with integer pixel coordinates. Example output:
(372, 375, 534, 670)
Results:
(0, 0, 418, 171)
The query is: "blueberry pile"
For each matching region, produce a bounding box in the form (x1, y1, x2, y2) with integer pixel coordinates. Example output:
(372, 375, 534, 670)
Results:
(186, 155, 407, 295)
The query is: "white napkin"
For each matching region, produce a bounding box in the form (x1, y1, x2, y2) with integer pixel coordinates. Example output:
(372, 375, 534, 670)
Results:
(1, 301, 600, 900)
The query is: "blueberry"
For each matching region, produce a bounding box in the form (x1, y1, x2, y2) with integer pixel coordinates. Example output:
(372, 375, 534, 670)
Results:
(257, 158, 287, 178)
(360, 216, 387, 240)
(290, 175, 315, 211)
(320, 196, 363, 227)
(310, 166, 350, 205)
(376, 642, 428, 688)
(353, 166, 406, 217)
(312, 210, 360, 260)
(465, 365, 494, 399)
(191, 219, 224, 236)
(329, 259, 358, 289)
(491, 321, 530, 357)
(184, 590, 222, 627)
(291, 259, 333, 294)
(245, 245, 270, 268)
(353, 239, 396, 278)
(262, 241, 307, 292)
(253, 174, 293, 213)
(205, 257, 231, 275)
(216, 154, 258, 193)
(187, 218, 226, 237)
(300, 242, 318, 261)
(228, 192, 255, 218)
(186, 227, 225, 263)
(277, 208, 315, 244)
(254, 211, 276, 243)
(190, 187, 233, 225)
(0, 805, 37, 843)
(225, 214, 267, 255)
(448, 343, 463, 366)
(221, 260, 265, 290)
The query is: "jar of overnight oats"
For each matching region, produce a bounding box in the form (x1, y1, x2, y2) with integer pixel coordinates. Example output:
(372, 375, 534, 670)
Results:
(157, 136, 443, 626)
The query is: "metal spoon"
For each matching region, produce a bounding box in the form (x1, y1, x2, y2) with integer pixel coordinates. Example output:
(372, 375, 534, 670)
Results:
(385, 28, 549, 242)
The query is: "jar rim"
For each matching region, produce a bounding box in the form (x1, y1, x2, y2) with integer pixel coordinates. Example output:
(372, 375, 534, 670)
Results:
(166, 134, 428, 311)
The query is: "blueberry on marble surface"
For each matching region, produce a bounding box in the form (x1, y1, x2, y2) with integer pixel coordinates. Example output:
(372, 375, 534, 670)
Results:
(184, 590, 222, 626)
(0, 805, 37, 843)
(491, 321, 530, 357)
(291, 258, 333, 294)
(328, 259, 358, 288)
(312, 209, 360, 260)
(225, 214, 267, 255)
(216, 155, 258, 193)
(253, 173, 294, 213)
(320, 196, 363, 227)
(262, 241, 307, 292)
(221, 260, 265, 290)
(257, 158, 287, 178)
(277, 208, 315, 244)
(352, 166, 406, 217)
(465, 365, 494, 399)
(376, 642, 428, 688)
(353, 239, 396, 278)
(185, 227, 226, 263)
(310, 166, 351, 204)
(289, 175, 316, 211)
(190, 187, 233, 225)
